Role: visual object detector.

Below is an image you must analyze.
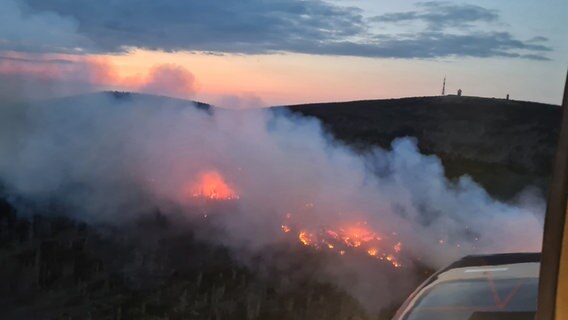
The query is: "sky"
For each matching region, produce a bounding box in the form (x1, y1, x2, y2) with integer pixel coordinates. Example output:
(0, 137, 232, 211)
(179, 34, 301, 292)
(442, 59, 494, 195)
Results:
(0, 0, 566, 106)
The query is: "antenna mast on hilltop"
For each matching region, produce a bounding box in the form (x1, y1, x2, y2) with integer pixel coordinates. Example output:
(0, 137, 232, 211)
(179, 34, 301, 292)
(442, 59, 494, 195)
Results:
(441, 76, 446, 96)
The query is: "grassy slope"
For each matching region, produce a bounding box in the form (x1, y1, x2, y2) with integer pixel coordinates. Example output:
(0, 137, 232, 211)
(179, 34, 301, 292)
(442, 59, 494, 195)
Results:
(285, 95, 562, 199)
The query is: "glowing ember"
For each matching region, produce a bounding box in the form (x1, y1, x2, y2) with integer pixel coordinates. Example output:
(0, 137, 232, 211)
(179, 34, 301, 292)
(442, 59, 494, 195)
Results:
(341, 225, 379, 243)
(187, 170, 239, 200)
(182, 174, 403, 268)
(394, 242, 402, 253)
(299, 231, 315, 246)
(285, 221, 403, 268)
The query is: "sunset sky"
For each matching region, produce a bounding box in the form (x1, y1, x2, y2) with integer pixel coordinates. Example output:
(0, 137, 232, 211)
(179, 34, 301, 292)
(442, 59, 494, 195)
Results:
(0, 0, 566, 106)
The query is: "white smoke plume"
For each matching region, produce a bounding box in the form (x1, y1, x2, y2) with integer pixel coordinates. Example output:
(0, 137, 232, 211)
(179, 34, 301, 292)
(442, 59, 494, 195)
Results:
(0, 92, 545, 311)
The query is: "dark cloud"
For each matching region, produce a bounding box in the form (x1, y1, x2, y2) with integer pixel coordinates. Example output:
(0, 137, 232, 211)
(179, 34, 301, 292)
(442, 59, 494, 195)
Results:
(0, 55, 75, 65)
(371, 1, 499, 30)
(19, 0, 366, 54)
(315, 31, 551, 60)
(527, 36, 549, 43)
(365, 1, 551, 60)
(0, 0, 93, 54)
(2, 0, 552, 60)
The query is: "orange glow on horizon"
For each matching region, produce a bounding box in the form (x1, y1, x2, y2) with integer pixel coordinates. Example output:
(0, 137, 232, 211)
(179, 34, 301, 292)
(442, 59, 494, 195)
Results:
(2, 48, 560, 105)
(0, 48, 421, 106)
(87, 49, 407, 105)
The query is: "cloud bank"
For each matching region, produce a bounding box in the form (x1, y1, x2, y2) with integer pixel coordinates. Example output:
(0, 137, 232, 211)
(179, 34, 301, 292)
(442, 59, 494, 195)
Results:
(0, 0, 552, 60)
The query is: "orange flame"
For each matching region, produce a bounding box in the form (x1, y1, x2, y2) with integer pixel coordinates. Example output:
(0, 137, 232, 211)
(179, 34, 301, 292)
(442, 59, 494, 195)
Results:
(181, 174, 403, 268)
(285, 221, 403, 268)
(186, 170, 239, 200)
(299, 231, 315, 246)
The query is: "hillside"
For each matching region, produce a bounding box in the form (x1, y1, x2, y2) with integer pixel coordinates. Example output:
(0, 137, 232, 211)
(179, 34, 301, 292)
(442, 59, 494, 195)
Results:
(14, 91, 562, 199)
(285, 96, 562, 199)
(44, 91, 211, 111)
(0, 92, 561, 319)
(39, 92, 564, 198)
(0, 198, 404, 320)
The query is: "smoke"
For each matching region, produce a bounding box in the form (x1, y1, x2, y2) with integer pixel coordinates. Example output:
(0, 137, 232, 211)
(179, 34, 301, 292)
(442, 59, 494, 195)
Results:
(0, 92, 544, 311)
(139, 64, 196, 99)
(0, 52, 116, 103)
(212, 93, 266, 109)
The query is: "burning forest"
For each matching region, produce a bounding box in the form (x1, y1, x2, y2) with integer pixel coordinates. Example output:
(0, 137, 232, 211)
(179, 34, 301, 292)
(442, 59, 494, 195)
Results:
(0, 92, 546, 319)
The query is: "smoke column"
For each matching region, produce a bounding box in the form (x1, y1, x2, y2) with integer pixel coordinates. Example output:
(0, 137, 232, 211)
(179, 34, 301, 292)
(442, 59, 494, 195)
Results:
(0, 92, 545, 310)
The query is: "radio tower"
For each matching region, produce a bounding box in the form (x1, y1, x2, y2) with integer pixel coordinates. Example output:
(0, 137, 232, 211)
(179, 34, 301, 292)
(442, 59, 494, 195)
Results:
(441, 76, 446, 96)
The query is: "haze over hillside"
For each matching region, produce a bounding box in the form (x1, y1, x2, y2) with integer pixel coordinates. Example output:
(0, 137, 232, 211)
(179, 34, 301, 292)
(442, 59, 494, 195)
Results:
(0, 91, 555, 319)
(284, 95, 562, 199)
(1, 1, 564, 319)
(12, 91, 560, 199)
(35, 91, 563, 199)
